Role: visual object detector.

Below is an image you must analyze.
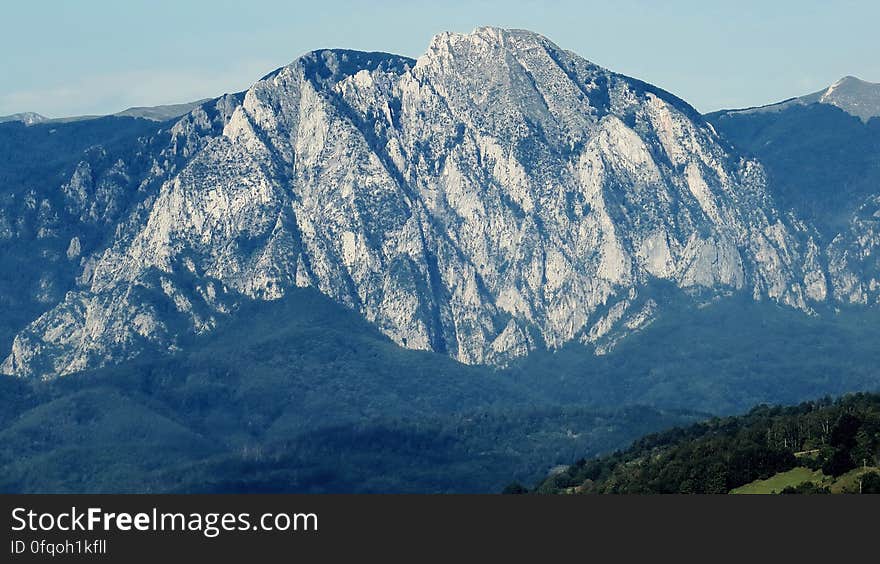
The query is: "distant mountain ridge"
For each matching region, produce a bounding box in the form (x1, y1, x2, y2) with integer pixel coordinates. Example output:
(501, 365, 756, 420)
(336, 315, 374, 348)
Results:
(714, 75, 880, 122)
(0, 99, 211, 125)
(0, 112, 49, 125)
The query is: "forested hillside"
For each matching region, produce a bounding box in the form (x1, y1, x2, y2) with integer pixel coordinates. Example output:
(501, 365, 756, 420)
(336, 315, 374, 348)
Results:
(533, 393, 880, 494)
(0, 288, 703, 493)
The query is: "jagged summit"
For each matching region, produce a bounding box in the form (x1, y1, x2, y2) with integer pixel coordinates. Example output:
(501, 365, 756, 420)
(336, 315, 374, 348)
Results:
(274, 49, 415, 85)
(425, 26, 561, 52)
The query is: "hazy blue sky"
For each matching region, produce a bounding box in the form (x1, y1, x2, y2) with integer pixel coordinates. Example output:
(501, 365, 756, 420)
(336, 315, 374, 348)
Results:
(2, 0, 878, 117)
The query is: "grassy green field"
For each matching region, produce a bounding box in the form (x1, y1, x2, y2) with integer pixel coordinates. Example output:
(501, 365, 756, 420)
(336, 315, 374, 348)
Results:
(828, 467, 879, 494)
(731, 466, 880, 494)
(730, 468, 824, 494)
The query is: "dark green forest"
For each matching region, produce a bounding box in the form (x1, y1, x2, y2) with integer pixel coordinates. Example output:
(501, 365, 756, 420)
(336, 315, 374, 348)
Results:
(0, 288, 703, 493)
(3, 286, 880, 493)
(533, 392, 880, 494)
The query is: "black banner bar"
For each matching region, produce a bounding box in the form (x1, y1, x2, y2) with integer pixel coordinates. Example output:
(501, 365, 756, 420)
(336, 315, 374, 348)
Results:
(2, 494, 876, 562)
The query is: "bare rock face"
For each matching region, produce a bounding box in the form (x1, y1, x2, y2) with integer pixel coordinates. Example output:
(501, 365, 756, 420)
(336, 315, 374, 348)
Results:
(1, 28, 830, 379)
(826, 194, 880, 305)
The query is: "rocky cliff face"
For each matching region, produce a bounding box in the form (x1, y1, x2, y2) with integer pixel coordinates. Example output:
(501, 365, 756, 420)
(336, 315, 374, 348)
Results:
(826, 194, 880, 305)
(0, 28, 838, 379)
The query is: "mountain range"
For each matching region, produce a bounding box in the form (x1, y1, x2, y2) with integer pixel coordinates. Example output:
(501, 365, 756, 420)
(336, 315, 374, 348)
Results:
(4, 27, 879, 380)
(2, 27, 880, 492)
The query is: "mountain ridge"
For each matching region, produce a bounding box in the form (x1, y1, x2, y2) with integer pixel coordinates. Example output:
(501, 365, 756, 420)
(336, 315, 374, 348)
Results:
(0, 99, 212, 125)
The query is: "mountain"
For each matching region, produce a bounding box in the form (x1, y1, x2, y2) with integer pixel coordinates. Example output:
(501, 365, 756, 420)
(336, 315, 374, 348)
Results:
(0, 112, 48, 125)
(2, 27, 833, 379)
(4, 27, 880, 494)
(717, 76, 880, 123)
(533, 392, 880, 494)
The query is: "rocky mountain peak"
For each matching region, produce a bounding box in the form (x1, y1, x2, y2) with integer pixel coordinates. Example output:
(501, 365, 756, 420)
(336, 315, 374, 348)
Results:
(817, 75, 880, 121)
(425, 26, 560, 53)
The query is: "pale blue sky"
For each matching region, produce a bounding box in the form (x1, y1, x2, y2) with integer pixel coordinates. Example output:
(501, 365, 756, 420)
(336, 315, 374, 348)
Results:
(2, 0, 878, 117)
